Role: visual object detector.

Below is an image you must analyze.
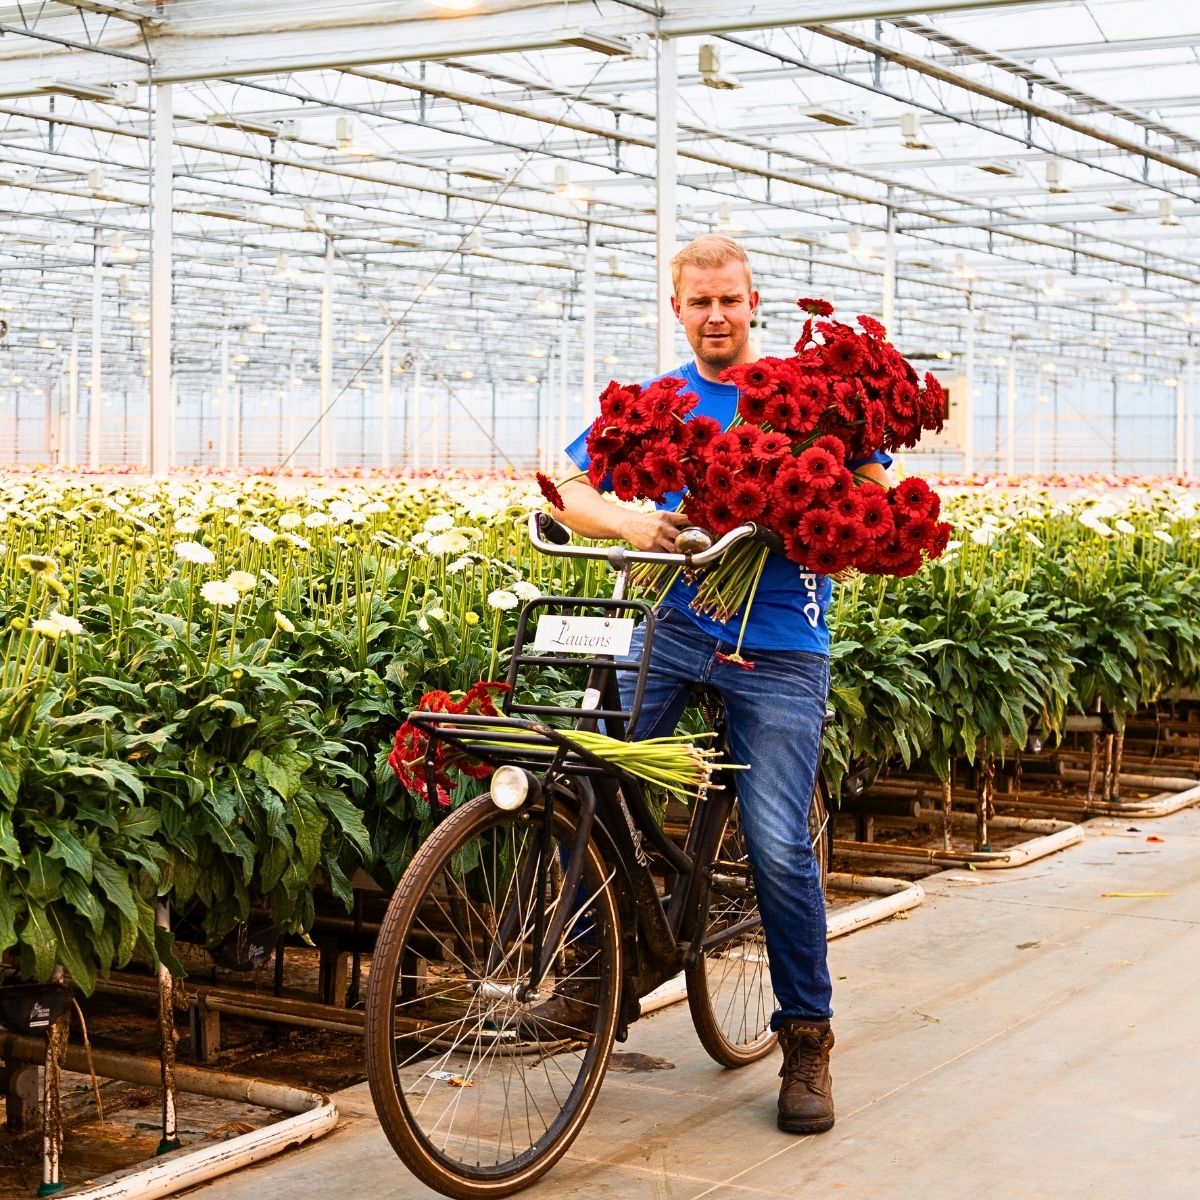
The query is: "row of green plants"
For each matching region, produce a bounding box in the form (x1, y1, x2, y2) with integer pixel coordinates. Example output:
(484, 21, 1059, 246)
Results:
(1, 475, 1197, 991)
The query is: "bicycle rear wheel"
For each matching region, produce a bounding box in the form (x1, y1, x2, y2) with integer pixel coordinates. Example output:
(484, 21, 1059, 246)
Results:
(686, 774, 831, 1067)
(365, 793, 622, 1200)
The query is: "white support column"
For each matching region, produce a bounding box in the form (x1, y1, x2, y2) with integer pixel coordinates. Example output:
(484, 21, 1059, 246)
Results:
(583, 217, 597, 422)
(411, 360, 422, 472)
(380, 332, 391, 470)
(655, 36, 678, 374)
(962, 290, 976, 478)
(149, 82, 174, 478)
(1187, 346, 1197, 477)
(231, 383, 242, 468)
(881, 203, 896, 335)
(1005, 355, 1016, 479)
(558, 318, 569, 477)
(217, 329, 229, 469)
(89, 234, 103, 470)
(319, 234, 334, 473)
(1176, 366, 1186, 476)
(66, 329, 79, 467)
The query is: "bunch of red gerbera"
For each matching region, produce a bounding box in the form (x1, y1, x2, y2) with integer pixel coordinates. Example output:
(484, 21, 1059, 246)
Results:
(389, 681, 510, 808)
(550, 300, 950, 614)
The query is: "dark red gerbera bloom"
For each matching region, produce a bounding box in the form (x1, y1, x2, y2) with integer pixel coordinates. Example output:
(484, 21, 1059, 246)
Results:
(722, 359, 780, 400)
(898, 517, 935, 552)
(799, 508, 837, 550)
(587, 458, 609, 488)
(645, 453, 685, 495)
(758, 431, 791, 459)
(797, 297, 835, 317)
(858, 489, 894, 540)
(706, 462, 736, 494)
(708, 430, 745, 463)
(893, 476, 932, 518)
(773, 463, 811, 509)
(857, 314, 887, 339)
(765, 393, 803, 433)
(794, 373, 831, 406)
(708, 498, 736, 534)
(733, 425, 765, 456)
(825, 337, 866, 376)
(739, 391, 771, 424)
(686, 414, 723, 451)
(834, 490, 864, 521)
(824, 467, 856, 499)
(622, 403, 654, 436)
(828, 516, 866, 554)
(796, 446, 839, 490)
(809, 545, 855, 575)
(535, 471, 565, 511)
(610, 462, 639, 501)
(728, 479, 767, 521)
(598, 380, 640, 421)
(812, 434, 847, 461)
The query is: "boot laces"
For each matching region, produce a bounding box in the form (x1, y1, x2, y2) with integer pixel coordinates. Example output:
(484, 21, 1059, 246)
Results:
(782, 1029, 827, 1088)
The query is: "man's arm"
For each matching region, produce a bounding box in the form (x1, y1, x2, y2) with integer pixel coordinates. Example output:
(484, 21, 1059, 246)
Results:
(854, 461, 891, 489)
(557, 479, 689, 552)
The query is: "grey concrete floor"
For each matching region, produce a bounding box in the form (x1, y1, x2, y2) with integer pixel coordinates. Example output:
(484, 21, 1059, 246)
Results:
(189, 807, 1200, 1200)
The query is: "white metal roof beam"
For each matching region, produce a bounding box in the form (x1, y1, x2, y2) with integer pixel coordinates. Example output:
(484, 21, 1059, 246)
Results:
(0, 0, 1058, 92)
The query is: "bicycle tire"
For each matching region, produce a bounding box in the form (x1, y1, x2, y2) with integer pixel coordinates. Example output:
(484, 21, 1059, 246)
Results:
(686, 774, 831, 1068)
(364, 792, 622, 1200)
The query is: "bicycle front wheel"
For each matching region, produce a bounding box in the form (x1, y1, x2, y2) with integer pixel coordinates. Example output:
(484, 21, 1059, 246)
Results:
(687, 774, 831, 1068)
(365, 793, 622, 1200)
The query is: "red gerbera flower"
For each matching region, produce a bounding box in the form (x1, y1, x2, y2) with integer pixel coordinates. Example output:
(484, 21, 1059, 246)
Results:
(810, 546, 855, 575)
(706, 463, 736, 493)
(728, 479, 767, 521)
(857, 314, 887, 339)
(825, 337, 866, 376)
(928, 521, 952, 556)
(829, 516, 866, 554)
(733, 425, 765, 456)
(535, 471, 565, 511)
(687, 414, 723, 451)
(893, 477, 932, 518)
(758, 431, 791, 459)
(799, 509, 837, 550)
(739, 392, 771, 424)
(812, 434, 847, 461)
(834, 490, 863, 521)
(797, 297, 835, 317)
(765, 393, 803, 433)
(858, 490, 894, 540)
(645, 453, 685, 495)
(773, 463, 812, 509)
(708, 498, 736, 534)
(898, 517, 935, 552)
(610, 462, 639, 501)
(722, 360, 779, 400)
(796, 446, 838, 490)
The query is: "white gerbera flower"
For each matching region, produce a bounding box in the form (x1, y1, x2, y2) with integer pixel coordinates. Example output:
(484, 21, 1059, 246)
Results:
(426, 530, 472, 556)
(423, 514, 454, 533)
(174, 515, 201, 535)
(1024, 531, 1045, 549)
(303, 512, 330, 528)
(280, 532, 312, 551)
(1113, 519, 1136, 535)
(511, 580, 540, 601)
(211, 493, 240, 510)
(969, 526, 996, 547)
(274, 610, 295, 634)
(446, 556, 473, 574)
(175, 540, 216, 565)
(1153, 529, 1175, 544)
(278, 512, 303, 530)
(30, 617, 63, 640)
(487, 588, 519, 611)
(200, 580, 241, 607)
(246, 523, 277, 544)
(48, 610, 85, 636)
(226, 571, 257, 593)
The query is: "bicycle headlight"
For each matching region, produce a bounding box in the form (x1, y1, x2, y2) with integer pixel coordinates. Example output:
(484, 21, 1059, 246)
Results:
(491, 765, 536, 811)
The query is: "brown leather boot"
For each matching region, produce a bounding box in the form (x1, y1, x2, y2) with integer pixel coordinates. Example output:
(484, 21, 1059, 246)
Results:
(777, 1019, 835, 1134)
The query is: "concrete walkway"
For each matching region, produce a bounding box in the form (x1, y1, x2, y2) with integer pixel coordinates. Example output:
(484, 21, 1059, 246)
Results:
(189, 807, 1200, 1200)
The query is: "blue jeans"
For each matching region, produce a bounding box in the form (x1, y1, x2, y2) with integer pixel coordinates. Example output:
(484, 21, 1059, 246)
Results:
(620, 607, 833, 1025)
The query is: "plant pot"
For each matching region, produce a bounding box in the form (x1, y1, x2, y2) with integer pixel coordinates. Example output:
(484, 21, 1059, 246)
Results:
(0, 981, 72, 1035)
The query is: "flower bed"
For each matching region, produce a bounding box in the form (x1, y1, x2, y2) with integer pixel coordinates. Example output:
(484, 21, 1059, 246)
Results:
(0, 473, 1198, 991)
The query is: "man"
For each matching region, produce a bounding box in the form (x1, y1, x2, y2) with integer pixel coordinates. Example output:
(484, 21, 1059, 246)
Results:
(556, 233, 889, 1134)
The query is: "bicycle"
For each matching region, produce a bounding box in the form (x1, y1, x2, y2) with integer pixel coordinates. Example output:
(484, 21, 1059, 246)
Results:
(364, 513, 834, 1199)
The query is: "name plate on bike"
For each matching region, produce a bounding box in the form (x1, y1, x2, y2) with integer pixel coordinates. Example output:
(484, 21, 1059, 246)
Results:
(532, 615, 635, 656)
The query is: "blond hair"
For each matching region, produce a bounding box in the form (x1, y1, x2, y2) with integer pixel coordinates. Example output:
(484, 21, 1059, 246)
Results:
(671, 234, 753, 294)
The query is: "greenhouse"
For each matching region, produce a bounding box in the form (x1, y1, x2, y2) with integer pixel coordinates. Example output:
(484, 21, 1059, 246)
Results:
(0, 2, 1196, 1199)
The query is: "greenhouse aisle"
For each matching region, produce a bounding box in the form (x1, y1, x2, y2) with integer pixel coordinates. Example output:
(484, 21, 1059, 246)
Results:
(190, 808, 1200, 1200)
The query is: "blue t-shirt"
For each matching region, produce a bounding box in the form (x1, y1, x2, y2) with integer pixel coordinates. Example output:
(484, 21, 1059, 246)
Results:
(566, 361, 890, 654)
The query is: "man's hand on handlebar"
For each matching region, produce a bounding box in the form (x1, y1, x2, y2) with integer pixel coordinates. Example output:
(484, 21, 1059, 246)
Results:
(625, 509, 691, 552)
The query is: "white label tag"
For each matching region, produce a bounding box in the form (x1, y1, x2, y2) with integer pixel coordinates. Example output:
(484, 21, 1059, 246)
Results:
(532, 615, 635, 656)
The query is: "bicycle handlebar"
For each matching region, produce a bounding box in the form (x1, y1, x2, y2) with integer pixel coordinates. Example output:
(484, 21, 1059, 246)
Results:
(529, 511, 781, 569)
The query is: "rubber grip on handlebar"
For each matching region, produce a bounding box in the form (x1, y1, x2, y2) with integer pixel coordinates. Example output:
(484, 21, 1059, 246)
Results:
(537, 511, 572, 545)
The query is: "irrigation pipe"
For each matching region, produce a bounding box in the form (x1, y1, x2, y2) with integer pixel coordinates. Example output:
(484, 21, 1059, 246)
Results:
(835, 815, 1084, 870)
(1057, 773, 1200, 816)
(0, 1034, 337, 1200)
(826, 874, 925, 937)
